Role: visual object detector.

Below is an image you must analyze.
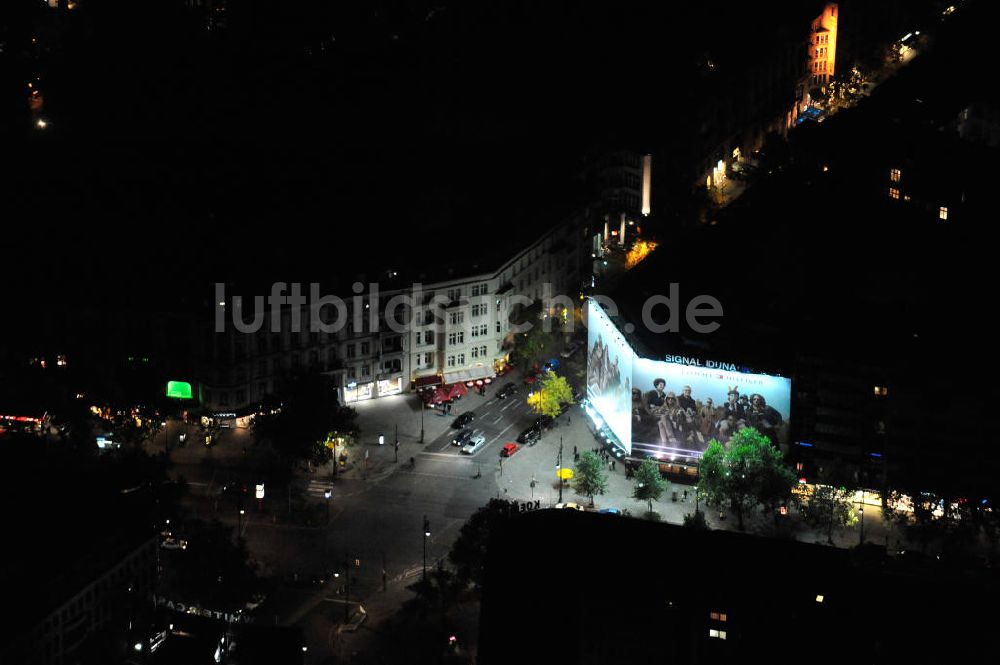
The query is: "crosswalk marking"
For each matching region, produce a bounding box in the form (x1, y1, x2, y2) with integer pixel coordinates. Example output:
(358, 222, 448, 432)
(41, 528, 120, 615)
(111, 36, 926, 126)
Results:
(306, 480, 333, 497)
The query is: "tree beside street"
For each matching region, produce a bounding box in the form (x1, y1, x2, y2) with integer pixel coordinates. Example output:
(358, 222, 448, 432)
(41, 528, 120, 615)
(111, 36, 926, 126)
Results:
(448, 502, 508, 592)
(511, 324, 551, 369)
(632, 458, 669, 516)
(697, 428, 796, 531)
(798, 484, 857, 544)
(573, 451, 608, 507)
(252, 372, 357, 469)
(527, 371, 574, 418)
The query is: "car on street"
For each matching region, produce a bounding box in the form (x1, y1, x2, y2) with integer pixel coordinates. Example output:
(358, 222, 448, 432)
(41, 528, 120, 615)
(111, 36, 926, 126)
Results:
(460, 431, 487, 455)
(452, 412, 475, 428)
(500, 442, 519, 457)
(496, 382, 518, 399)
(516, 427, 541, 446)
(532, 414, 554, 430)
(554, 502, 585, 511)
(452, 428, 474, 447)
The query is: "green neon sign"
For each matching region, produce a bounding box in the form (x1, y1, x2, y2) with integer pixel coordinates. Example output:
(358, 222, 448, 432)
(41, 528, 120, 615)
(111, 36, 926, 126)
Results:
(166, 381, 193, 400)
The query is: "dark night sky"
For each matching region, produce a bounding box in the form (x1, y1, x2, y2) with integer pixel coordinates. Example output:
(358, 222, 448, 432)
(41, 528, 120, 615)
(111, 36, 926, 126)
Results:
(1, 0, 994, 368)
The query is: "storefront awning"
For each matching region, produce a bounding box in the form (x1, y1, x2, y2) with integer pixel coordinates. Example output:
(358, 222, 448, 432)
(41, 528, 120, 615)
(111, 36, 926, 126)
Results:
(414, 374, 443, 389)
(443, 367, 493, 385)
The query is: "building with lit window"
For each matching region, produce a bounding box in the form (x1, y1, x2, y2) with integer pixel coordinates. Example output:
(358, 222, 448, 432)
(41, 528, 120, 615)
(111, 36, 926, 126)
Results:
(199, 211, 590, 409)
(808, 3, 839, 89)
(479, 509, 995, 665)
(3, 535, 157, 665)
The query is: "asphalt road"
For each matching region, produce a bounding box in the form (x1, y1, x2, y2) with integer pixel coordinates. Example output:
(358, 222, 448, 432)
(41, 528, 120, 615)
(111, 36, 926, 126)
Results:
(160, 377, 552, 645)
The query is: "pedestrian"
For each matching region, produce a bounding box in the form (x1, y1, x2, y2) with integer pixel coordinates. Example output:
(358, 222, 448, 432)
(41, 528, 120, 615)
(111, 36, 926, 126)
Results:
(683, 489, 688, 502)
(567, 415, 571, 425)
(612, 460, 616, 471)
(573, 445, 577, 456)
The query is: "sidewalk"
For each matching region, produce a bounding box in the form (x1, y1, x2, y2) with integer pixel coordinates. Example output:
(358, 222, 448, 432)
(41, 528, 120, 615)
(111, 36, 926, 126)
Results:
(493, 406, 904, 549)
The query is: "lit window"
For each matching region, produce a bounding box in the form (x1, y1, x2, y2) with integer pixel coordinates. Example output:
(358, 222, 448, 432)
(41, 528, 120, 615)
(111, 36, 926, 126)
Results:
(888, 187, 900, 200)
(939, 206, 948, 220)
(815, 594, 824, 603)
(874, 386, 889, 397)
(890, 168, 901, 182)
(708, 629, 727, 640)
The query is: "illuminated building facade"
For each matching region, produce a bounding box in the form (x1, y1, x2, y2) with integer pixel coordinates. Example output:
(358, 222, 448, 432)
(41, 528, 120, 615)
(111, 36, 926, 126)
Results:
(199, 216, 588, 409)
(809, 3, 839, 89)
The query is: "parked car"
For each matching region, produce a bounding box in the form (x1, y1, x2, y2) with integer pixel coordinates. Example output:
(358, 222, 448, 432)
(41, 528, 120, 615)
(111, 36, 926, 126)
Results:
(532, 414, 554, 430)
(497, 382, 518, 399)
(554, 502, 585, 511)
(460, 431, 487, 455)
(517, 427, 541, 446)
(500, 442, 519, 457)
(452, 428, 474, 447)
(452, 412, 475, 428)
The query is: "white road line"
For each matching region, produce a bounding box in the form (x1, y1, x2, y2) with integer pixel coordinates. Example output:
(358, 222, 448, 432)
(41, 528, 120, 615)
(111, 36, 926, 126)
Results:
(500, 398, 519, 412)
(421, 451, 462, 458)
(490, 415, 503, 424)
(488, 423, 514, 446)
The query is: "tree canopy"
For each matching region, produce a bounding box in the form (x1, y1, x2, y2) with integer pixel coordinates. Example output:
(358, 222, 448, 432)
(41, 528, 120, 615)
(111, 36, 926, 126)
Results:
(252, 372, 357, 467)
(573, 450, 608, 506)
(632, 457, 669, 515)
(799, 484, 858, 544)
(697, 428, 796, 530)
(526, 371, 574, 418)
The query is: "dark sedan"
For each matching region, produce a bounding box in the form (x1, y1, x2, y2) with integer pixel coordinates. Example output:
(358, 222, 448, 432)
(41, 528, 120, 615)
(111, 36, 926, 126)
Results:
(452, 411, 475, 429)
(516, 427, 541, 446)
(497, 382, 518, 399)
(452, 428, 474, 447)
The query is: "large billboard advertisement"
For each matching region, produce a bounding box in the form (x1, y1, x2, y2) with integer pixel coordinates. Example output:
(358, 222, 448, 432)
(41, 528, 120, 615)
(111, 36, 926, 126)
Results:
(630, 357, 791, 458)
(586, 300, 634, 450)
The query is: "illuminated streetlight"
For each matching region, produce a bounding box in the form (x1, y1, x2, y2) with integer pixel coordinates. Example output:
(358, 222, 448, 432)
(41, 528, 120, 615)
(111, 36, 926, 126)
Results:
(36, 118, 48, 129)
(422, 516, 430, 579)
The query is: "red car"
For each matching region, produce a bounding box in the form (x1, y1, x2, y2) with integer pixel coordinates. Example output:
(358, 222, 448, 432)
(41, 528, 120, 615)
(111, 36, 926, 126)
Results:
(501, 443, 519, 457)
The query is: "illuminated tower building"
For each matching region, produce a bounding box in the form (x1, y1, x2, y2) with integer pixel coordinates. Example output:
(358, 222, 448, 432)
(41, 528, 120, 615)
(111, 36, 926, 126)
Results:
(809, 3, 839, 89)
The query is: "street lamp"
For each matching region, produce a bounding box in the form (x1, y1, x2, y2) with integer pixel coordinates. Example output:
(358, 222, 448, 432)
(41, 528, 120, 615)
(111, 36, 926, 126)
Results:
(333, 559, 351, 623)
(557, 437, 564, 503)
(423, 516, 431, 580)
(858, 495, 866, 545)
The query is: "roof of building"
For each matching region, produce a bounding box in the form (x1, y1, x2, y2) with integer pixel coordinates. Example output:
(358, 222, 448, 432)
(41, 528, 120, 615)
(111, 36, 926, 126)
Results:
(479, 509, 998, 665)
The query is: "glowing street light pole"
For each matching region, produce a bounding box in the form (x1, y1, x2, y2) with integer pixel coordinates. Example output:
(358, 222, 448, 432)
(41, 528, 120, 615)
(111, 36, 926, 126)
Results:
(557, 437, 564, 503)
(423, 516, 431, 580)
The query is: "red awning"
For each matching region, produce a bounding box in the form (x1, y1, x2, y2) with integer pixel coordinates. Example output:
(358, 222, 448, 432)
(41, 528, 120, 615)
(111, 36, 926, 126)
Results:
(414, 375, 443, 389)
(447, 382, 468, 399)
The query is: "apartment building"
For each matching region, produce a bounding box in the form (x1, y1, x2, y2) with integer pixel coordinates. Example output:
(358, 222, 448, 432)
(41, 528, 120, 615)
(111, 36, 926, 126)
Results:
(200, 214, 587, 409)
